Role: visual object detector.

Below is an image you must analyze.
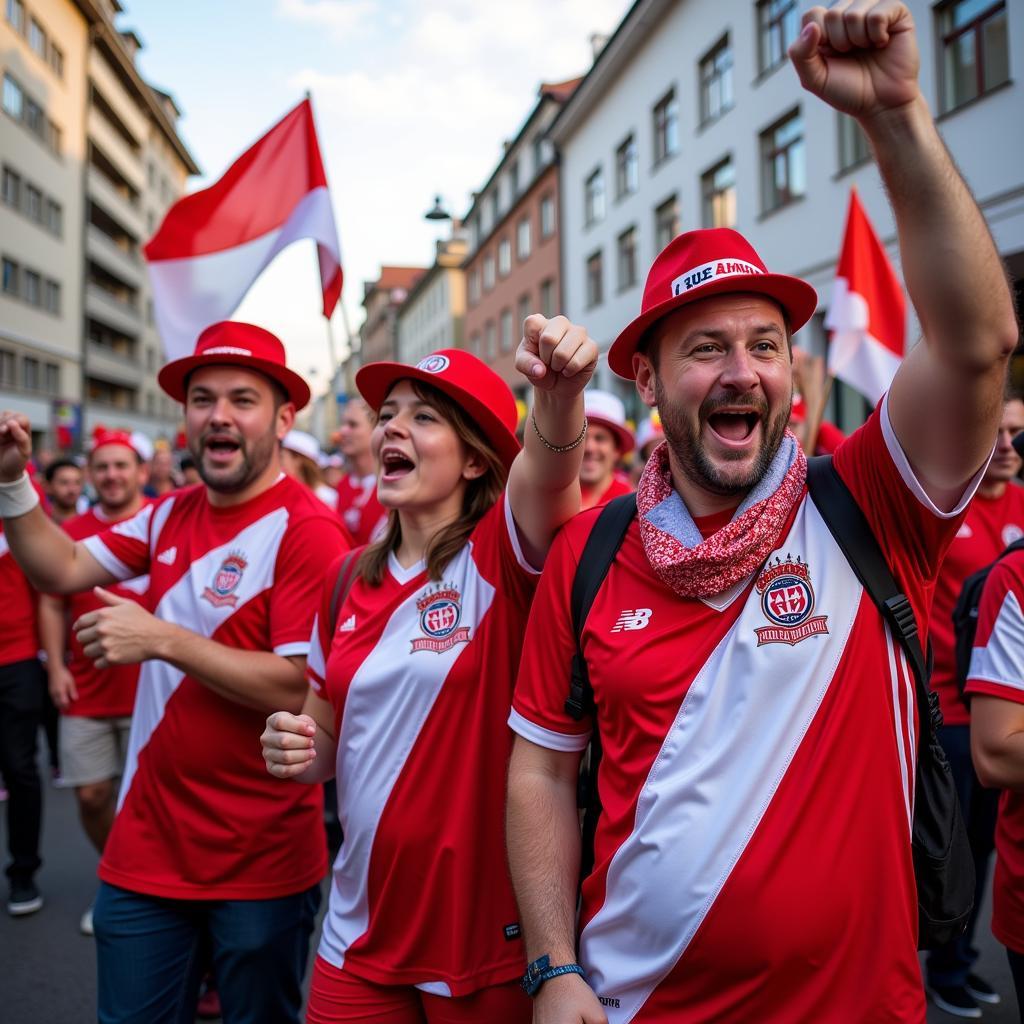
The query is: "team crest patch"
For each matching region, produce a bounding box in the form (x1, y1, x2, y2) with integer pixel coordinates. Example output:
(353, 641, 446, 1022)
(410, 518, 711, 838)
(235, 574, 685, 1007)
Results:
(411, 584, 470, 653)
(416, 354, 450, 374)
(754, 554, 829, 646)
(202, 551, 248, 608)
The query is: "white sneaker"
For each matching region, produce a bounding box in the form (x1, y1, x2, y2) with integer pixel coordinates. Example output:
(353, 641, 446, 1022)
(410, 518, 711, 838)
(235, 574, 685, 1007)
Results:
(80, 906, 94, 936)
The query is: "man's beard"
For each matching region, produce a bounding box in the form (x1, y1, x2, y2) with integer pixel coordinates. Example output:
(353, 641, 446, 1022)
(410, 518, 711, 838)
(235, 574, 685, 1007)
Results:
(97, 484, 137, 515)
(653, 375, 789, 498)
(193, 426, 278, 494)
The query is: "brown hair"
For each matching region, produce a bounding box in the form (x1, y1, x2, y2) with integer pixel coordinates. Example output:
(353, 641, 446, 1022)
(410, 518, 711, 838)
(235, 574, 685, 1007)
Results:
(357, 379, 507, 586)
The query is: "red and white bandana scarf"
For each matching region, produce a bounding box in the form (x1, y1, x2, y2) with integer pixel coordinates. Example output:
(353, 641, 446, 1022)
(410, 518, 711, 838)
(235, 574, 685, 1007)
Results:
(636, 432, 807, 598)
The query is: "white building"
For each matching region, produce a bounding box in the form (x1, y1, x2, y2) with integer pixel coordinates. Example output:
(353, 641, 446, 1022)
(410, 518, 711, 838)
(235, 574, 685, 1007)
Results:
(550, 0, 1023, 427)
(395, 235, 467, 366)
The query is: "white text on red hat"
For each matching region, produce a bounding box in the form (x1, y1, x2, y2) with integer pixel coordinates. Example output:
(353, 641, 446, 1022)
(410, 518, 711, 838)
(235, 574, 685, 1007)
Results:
(672, 259, 764, 297)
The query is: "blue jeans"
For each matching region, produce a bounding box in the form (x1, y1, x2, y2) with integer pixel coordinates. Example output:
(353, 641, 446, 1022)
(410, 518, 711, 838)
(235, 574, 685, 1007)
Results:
(94, 881, 321, 1024)
(925, 724, 999, 988)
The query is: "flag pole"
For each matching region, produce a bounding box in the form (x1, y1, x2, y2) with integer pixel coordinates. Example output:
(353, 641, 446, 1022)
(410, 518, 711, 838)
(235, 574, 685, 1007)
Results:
(806, 373, 835, 454)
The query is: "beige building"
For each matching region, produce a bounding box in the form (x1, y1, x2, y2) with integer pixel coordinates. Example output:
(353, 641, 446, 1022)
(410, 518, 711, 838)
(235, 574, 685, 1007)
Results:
(1, 0, 198, 451)
(358, 265, 425, 367)
(395, 235, 467, 366)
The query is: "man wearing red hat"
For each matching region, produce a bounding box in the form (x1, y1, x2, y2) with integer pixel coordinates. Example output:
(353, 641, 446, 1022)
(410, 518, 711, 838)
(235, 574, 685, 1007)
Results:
(37, 429, 150, 937)
(580, 390, 635, 510)
(0, 321, 348, 1023)
(507, 4, 1019, 1022)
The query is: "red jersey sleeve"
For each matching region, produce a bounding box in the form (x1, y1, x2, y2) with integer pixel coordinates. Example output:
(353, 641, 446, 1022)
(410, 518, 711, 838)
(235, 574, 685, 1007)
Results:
(270, 514, 349, 657)
(831, 394, 984, 629)
(510, 511, 596, 752)
(305, 551, 347, 693)
(964, 551, 1024, 705)
(81, 502, 155, 580)
(467, 491, 542, 612)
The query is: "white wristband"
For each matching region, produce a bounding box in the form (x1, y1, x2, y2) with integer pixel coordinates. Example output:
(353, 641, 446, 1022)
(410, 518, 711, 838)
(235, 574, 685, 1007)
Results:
(0, 472, 40, 519)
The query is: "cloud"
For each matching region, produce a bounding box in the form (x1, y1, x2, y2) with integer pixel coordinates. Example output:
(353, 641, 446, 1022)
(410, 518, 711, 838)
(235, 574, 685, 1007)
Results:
(275, 0, 375, 38)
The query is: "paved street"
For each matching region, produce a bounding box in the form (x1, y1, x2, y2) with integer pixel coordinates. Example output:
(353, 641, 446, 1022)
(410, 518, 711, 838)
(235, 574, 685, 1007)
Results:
(0, 763, 1019, 1023)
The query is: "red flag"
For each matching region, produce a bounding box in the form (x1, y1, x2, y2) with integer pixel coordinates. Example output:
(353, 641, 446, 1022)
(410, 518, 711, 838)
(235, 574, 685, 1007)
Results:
(144, 98, 342, 360)
(825, 188, 905, 404)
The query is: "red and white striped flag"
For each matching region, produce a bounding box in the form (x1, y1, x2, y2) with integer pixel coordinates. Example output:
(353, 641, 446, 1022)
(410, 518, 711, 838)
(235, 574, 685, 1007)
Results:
(144, 98, 342, 360)
(825, 188, 905, 405)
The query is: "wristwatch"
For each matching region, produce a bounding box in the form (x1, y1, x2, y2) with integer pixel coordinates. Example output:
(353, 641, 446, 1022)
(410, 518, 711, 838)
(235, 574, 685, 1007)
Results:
(521, 954, 586, 996)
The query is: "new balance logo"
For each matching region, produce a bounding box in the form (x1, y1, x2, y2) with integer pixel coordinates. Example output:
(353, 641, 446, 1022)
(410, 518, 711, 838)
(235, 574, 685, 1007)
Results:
(339, 615, 356, 633)
(156, 546, 177, 565)
(611, 608, 653, 632)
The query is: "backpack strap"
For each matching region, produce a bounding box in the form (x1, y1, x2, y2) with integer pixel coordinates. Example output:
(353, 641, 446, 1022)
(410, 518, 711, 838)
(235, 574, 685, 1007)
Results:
(805, 456, 941, 744)
(565, 494, 638, 721)
(328, 547, 364, 636)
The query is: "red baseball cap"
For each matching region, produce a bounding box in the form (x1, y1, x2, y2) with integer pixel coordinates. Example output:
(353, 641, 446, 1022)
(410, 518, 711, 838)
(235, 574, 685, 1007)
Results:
(90, 428, 143, 459)
(608, 228, 818, 380)
(158, 322, 311, 410)
(356, 349, 521, 470)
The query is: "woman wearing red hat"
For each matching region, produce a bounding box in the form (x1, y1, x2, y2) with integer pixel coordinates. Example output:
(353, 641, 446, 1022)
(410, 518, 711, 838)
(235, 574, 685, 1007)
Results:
(262, 316, 597, 1023)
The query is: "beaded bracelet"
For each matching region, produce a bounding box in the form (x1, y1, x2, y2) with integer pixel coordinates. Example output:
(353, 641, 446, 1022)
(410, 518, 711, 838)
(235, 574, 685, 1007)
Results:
(531, 410, 588, 453)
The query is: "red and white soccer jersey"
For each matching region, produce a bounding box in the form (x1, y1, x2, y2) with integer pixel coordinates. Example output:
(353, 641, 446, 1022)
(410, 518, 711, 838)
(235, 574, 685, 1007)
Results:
(929, 483, 1024, 725)
(336, 472, 387, 546)
(59, 506, 151, 718)
(0, 524, 40, 668)
(512, 397, 982, 1023)
(82, 476, 348, 900)
(965, 549, 1024, 953)
(306, 493, 538, 996)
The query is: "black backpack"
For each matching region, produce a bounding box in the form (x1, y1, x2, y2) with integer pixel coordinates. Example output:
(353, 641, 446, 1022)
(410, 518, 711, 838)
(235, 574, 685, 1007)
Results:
(565, 456, 974, 950)
(951, 536, 1024, 703)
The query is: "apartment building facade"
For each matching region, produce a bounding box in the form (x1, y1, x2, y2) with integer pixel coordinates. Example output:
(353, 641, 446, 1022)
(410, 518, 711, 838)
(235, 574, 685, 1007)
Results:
(462, 79, 579, 397)
(551, 0, 1023, 427)
(358, 265, 425, 366)
(1, 0, 197, 450)
(395, 234, 467, 366)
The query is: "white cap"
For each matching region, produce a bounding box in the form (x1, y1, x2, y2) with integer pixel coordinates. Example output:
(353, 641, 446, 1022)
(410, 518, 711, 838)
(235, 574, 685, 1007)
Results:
(130, 431, 155, 463)
(282, 430, 322, 464)
(584, 389, 635, 453)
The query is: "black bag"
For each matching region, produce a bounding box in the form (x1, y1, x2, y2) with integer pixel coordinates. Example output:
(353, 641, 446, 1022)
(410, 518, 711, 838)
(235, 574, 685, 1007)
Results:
(566, 460, 973, 949)
(951, 536, 1024, 704)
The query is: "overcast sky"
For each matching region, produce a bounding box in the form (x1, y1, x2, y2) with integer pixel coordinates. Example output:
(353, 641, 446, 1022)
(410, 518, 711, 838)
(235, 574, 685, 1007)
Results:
(123, 0, 627, 395)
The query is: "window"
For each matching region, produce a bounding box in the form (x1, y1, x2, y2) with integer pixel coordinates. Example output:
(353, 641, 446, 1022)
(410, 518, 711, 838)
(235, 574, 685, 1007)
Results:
(516, 216, 531, 260)
(760, 109, 805, 213)
(700, 36, 734, 124)
(585, 250, 604, 308)
(3, 74, 23, 120)
(25, 183, 42, 222)
(654, 194, 680, 252)
(25, 96, 44, 138)
(1, 165, 20, 208)
(584, 167, 605, 227)
(2, 257, 19, 295)
(483, 255, 495, 290)
(22, 356, 39, 391)
(23, 269, 40, 306)
(653, 89, 680, 165)
(0, 349, 14, 386)
(489, 191, 500, 227)
(702, 156, 737, 228)
(509, 160, 520, 200)
(46, 119, 60, 154)
(517, 294, 531, 335)
(617, 227, 639, 291)
(29, 18, 46, 58)
(6, 0, 24, 34)
(498, 238, 512, 276)
(758, 0, 799, 74)
(485, 320, 497, 359)
(938, 0, 1009, 113)
(43, 279, 60, 314)
(539, 278, 556, 319)
(615, 135, 639, 198)
(468, 269, 480, 306)
(44, 362, 58, 394)
(45, 198, 61, 235)
(837, 113, 870, 172)
(500, 308, 514, 353)
(49, 43, 63, 78)
(540, 194, 555, 238)
(532, 134, 547, 173)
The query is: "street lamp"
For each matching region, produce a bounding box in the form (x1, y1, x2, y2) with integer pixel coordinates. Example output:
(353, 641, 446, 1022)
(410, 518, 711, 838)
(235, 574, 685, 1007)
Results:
(424, 195, 451, 222)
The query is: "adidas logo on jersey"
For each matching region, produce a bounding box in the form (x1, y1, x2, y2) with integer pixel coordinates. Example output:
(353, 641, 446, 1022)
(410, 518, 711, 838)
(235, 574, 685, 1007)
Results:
(611, 608, 653, 632)
(156, 546, 177, 565)
(339, 615, 356, 632)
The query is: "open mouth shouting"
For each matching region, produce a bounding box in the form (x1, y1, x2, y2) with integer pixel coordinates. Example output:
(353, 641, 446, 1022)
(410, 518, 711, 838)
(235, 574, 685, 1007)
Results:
(380, 446, 416, 482)
(704, 407, 763, 449)
(202, 432, 243, 465)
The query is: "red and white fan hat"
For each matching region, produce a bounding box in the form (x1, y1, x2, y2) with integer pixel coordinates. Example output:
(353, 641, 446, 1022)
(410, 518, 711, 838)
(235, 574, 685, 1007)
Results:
(608, 228, 818, 380)
(90, 427, 147, 460)
(584, 389, 635, 454)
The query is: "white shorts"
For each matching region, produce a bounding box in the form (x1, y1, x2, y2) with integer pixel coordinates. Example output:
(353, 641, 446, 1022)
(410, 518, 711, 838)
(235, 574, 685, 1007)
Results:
(58, 715, 132, 788)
